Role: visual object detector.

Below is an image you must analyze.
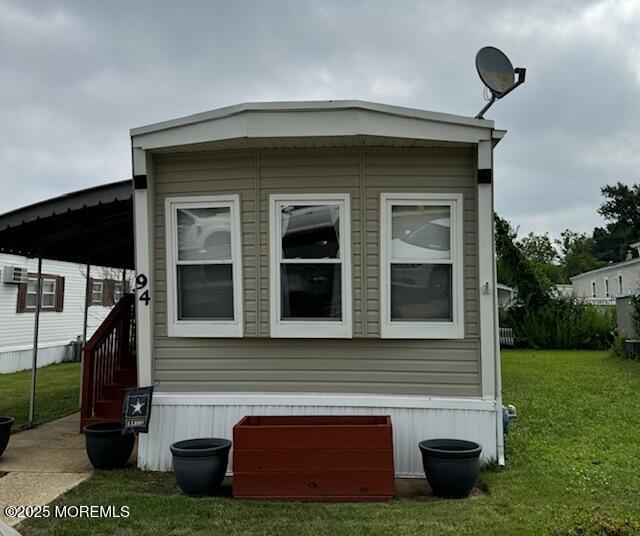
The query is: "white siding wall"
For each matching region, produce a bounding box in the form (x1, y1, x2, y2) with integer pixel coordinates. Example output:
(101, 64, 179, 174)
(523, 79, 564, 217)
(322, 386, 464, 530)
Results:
(0, 254, 116, 373)
(571, 260, 640, 301)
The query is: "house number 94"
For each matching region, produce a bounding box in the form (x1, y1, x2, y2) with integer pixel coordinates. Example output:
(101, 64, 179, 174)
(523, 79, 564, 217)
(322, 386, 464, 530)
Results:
(136, 274, 150, 306)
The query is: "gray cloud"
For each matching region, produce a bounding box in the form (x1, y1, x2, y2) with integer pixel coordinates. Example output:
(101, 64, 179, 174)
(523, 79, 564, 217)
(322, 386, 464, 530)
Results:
(1, 0, 638, 239)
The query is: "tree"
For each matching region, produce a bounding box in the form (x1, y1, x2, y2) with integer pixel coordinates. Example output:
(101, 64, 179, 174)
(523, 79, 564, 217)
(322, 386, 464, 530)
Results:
(495, 214, 550, 309)
(592, 182, 640, 262)
(598, 182, 640, 232)
(518, 232, 558, 264)
(517, 232, 565, 284)
(556, 230, 605, 278)
(593, 222, 634, 263)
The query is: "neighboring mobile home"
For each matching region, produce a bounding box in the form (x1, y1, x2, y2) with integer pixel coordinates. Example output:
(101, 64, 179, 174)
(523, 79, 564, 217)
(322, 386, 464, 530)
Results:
(570, 241, 640, 305)
(0, 253, 124, 374)
(129, 101, 506, 476)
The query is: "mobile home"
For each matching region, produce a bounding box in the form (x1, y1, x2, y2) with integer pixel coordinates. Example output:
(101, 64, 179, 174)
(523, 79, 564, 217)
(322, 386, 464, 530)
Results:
(130, 101, 505, 475)
(0, 253, 124, 374)
(570, 242, 640, 305)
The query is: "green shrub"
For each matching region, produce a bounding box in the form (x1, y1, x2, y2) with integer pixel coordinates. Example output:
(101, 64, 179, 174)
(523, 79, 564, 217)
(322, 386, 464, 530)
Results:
(501, 297, 616, 349)
(630, 293, 640, 337)
(609, 335, 626, 359)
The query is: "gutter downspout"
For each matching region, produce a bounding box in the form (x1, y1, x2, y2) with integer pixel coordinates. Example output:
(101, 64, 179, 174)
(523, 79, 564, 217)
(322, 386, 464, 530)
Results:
(491, 132, 505, 466)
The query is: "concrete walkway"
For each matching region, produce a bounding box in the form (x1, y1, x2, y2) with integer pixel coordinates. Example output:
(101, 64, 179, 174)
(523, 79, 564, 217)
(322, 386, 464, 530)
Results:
(0, 413, 91, 528)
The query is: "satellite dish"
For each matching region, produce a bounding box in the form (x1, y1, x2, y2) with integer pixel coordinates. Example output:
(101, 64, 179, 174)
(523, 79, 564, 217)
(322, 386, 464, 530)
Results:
(476, 47, 515, 97)
(474, 46, 526, 119)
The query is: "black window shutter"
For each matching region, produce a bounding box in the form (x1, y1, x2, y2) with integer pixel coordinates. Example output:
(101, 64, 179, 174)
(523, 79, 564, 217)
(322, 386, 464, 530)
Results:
(16, 282, 27, 313)
(55, 276, 65, 312)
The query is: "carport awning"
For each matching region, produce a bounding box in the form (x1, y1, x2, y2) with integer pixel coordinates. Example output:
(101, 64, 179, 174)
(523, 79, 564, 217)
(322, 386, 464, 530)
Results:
(0, 180, 134, 269)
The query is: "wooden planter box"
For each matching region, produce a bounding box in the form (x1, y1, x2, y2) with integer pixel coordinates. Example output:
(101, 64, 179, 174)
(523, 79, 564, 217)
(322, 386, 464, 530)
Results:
(232, 415, 395, 501)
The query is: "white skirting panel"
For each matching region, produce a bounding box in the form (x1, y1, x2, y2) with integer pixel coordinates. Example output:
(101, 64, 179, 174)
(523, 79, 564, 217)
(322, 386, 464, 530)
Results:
(138, 398, 497, 476)
(0, 343, 72, 374)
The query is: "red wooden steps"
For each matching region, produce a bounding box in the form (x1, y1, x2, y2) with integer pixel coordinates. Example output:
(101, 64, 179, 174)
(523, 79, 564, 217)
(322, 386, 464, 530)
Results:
(102, 382, 132, 400)
(114, 368, 136, 385)
(90, 362, 137, 423)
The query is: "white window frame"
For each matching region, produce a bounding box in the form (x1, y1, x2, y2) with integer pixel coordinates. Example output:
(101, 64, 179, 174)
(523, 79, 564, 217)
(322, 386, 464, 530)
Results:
(91, 281, 104, 305)
(165, 195, 243, 338)
(604, 277, 609, 298)
(591, 280, 596, 298)
(27, 276, 57, 310)
(380, 192, 464, 339)
(269, 193, 352, 338)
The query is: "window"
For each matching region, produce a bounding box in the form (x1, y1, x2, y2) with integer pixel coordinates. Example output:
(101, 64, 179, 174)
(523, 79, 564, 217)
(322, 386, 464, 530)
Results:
(165, 195, 243, 337)
(17, 274, 64, 313)
(591, 281, 596, 297)
(604, 277, 609, 298)
(269, 194, 351, 338)
(27, 277, 56, 308)
(380, 193, 464, 339)
(90, 278, 127, 306)
(618, 273, 623, 295)
(91, 281, 104, 305)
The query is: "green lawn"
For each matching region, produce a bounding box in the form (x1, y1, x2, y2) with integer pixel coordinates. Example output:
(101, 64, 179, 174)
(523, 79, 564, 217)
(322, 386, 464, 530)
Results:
(0, 362, 81, 431)
(18, 351, 640, 535)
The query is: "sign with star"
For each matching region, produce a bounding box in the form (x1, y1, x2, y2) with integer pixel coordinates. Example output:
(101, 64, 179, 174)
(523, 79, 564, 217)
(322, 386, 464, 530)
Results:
(122, 386, 154, 434)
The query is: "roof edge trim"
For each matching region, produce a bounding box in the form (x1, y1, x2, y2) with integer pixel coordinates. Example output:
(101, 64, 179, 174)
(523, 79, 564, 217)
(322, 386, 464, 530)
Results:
(130, 100, 495, 138)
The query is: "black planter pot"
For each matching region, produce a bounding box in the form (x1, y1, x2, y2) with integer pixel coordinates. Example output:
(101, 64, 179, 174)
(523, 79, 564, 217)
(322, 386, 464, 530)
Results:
(83, 421, 135, 469)
(0, 417, 15, 457)
(624, 340, 640, 359)
(170, 438, 232, 496)
(419, 439, 482, 498)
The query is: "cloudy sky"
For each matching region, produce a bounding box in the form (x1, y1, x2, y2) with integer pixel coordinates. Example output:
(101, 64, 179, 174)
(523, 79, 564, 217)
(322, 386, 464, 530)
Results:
(2, 0, 639, 240)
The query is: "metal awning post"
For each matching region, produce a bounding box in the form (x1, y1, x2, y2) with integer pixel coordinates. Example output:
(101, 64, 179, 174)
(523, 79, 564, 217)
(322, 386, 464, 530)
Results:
(82, 261, 91, 346)
(28, 251, 43, 426)
(79, 260, 91, 407)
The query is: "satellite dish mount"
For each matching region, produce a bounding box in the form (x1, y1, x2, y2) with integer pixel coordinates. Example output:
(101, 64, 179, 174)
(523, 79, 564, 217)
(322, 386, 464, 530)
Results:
(475, 46, 526, 119)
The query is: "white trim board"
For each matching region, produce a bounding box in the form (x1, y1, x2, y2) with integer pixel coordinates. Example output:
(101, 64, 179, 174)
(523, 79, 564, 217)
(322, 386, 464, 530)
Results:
(132, 148, 153, 387)
(131, 104, 499, 152)
(151, 392, 497, 411)
(131, 100, 495, 137)
(477, 140, 496, 400)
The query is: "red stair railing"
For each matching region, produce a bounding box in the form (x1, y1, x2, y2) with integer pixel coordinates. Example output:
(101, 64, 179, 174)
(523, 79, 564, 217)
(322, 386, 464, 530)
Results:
(80, 293, 136, 430)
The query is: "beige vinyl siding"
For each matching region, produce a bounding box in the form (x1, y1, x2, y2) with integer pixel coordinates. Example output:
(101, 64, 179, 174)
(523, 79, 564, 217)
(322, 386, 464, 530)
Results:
(153, 146, 481, 397)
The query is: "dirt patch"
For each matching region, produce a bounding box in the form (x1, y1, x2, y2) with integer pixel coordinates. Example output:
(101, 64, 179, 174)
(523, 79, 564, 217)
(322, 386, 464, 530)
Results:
(394, 478, 487, 501)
